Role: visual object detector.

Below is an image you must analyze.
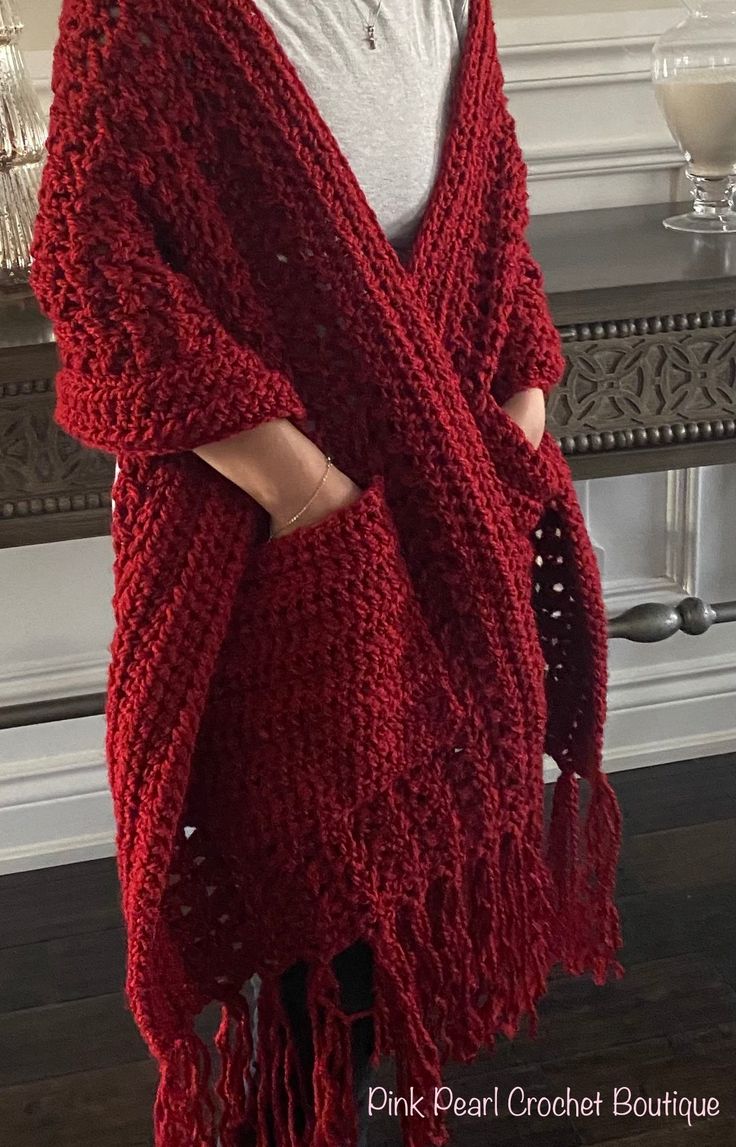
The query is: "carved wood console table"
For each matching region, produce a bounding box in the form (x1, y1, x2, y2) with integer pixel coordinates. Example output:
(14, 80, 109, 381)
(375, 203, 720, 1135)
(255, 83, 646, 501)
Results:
(2, 199, 735, 549)
(532, 199, 736, 480)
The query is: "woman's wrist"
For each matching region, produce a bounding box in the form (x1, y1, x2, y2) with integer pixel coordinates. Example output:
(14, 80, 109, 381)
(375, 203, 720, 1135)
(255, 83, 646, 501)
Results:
(269, 453, 333, 537)
(500, 386, 546, 448)
(192, 418, 331, 513)
(270, 465, 363, 536)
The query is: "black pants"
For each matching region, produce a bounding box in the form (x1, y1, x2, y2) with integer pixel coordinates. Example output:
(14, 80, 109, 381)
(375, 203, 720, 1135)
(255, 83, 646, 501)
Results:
(276, 939, 376, 1147)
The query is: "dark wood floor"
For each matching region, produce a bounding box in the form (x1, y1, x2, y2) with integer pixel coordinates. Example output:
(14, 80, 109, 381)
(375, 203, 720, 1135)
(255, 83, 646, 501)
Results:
(0, 754, 734, 1146)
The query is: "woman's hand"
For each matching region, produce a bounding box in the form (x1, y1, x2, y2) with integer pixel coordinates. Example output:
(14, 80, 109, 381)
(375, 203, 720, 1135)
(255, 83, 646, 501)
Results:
(500, 386, 546, 449)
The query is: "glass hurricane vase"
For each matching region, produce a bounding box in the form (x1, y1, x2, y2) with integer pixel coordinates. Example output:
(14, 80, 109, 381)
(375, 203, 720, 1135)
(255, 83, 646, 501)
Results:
(652, 1, 736, 232)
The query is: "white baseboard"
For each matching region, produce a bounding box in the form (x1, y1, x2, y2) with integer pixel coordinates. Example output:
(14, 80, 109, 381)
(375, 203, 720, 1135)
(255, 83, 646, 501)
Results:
(0, 716, 115, 875)
(0, 827, 116, 875)
(0, 650, 108, 707)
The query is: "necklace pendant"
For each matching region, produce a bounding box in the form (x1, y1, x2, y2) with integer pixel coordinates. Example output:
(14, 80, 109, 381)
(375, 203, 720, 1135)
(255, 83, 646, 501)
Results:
(365, 22, 377, 49)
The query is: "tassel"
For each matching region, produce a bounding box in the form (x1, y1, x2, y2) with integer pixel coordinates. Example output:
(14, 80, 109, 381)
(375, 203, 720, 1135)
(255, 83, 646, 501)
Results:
(214, 996, 253, 1147)
(581, 768, 625, 985)
(545, 768, 582, 969)
(395, 761, 484, 1063)
(428, 872, 485, 1062)
(468, 849, 500, 1022)
(250, 974, 294, 1147)
(546, 767, 625, 984)
(306, 960, 359, 1147)
(370, 919, 448, 1147)
(153, 1030, 218, 1146)
(269, 1017, 292, 1147)
(396, 890, 450, 1054)
(283, 1027, 309, 1147)
(485, 829, 552, 1043)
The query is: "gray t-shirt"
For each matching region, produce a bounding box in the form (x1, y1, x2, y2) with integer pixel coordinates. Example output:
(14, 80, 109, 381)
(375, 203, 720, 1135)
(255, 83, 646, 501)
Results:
(253, 0, 470, 253)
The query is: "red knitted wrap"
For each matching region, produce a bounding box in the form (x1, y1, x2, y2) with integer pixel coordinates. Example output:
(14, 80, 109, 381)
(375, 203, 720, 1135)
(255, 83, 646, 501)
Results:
(29, 1, 624, 1144)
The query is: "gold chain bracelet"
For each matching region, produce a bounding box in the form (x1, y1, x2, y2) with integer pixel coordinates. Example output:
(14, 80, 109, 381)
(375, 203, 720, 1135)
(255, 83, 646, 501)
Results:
(268, 455, 333, 540)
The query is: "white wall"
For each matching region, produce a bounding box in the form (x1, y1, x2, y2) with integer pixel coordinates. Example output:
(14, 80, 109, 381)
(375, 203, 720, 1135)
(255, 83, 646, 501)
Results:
(590, 467, 736, 774)
(15, 0, 60, 50)
(0, 537, 115, 873)
(4, 0, 734, 873)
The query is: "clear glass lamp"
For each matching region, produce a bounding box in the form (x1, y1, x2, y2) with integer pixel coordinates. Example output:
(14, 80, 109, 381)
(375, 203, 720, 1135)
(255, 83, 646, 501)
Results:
(0, 0, 47, 296)
(652, 1, 736, 232)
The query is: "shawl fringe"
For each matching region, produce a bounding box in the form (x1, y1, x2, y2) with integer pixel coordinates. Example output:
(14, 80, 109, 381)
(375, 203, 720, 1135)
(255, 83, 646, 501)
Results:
(149, 769, 622, 1147)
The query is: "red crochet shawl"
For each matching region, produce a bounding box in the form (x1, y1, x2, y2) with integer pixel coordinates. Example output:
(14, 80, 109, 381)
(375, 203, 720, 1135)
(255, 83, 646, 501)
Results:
(30, 1, 624, 1144)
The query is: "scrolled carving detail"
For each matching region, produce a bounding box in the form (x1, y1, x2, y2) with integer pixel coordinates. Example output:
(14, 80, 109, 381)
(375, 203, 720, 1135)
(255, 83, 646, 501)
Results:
(548, 314, 736, 456)
(0, 376, 112, 522)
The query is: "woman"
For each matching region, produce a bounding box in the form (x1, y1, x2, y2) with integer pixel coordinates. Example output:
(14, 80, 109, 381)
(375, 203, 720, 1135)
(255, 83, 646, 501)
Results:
(29, 2, 624, 1146)
(192, 10, 542, 1142)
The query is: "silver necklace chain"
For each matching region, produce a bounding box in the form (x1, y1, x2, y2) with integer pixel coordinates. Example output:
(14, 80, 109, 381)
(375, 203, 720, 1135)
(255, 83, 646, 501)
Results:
(304, 0, 385, 51)
(362, 0, 383, 49)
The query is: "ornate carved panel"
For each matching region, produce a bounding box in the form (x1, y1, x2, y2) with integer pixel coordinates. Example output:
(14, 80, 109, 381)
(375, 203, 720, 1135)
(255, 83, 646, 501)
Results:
(548, 311, 736, 478)
(1, 375, 110, 511)
(0, 326, 112, 547)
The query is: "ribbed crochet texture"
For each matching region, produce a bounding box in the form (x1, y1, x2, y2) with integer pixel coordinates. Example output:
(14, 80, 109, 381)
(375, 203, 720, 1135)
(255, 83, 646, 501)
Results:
(29, 1, 624, 1145)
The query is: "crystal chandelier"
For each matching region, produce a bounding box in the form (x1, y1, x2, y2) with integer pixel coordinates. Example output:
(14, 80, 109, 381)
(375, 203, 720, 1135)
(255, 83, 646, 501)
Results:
(0, 0, 48, 297)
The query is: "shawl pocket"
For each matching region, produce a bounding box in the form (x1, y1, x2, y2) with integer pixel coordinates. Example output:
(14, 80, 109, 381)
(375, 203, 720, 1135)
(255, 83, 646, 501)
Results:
(220, 474, 465, 818)
(483, 397, 569, 536)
